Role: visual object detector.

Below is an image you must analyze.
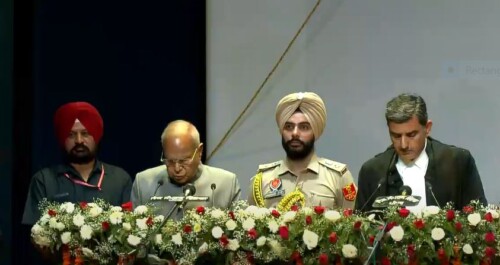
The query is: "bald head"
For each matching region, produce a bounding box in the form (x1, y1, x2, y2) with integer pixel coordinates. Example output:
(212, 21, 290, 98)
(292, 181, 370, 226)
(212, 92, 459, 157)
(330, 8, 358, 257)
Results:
(161, 120, 200, 149)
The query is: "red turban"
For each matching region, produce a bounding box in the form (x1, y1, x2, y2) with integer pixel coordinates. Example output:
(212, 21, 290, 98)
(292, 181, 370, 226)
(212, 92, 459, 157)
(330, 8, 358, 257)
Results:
(53, 102, 103, 146)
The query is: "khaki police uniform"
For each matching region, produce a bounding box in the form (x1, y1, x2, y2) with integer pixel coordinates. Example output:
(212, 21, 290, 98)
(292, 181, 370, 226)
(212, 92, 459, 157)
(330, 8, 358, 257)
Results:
(248, 155, 357, 210)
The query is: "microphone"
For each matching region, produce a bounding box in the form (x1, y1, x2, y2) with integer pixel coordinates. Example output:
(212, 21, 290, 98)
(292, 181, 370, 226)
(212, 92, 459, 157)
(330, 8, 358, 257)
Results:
(399, 185, 413, 196)
(358, 178, 386, 212)
(210, 183, 216, 208)
(364, 222, 388, 265)
(179, 183, 196, 209)
(386, 152, 398, 184)
(152, 179, 164, 197)
(426, 181, 440, 208)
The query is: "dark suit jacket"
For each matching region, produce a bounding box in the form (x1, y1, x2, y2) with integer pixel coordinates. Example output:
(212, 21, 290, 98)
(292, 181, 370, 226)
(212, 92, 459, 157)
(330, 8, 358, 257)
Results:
(355, 137, 487, 212)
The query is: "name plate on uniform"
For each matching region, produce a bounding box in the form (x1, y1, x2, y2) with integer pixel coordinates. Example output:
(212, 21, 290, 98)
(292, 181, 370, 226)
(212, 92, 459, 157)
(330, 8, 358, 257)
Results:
(150, 196, 209, 202)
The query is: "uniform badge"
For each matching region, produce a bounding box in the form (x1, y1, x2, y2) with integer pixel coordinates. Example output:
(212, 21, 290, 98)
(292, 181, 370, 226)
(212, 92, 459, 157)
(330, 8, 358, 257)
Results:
(342, 183, 357, 201)
(264, 178, 285, 199)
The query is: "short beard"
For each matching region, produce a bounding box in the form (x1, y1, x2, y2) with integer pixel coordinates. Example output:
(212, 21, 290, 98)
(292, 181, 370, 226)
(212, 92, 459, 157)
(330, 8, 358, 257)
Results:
(281, 137, 315, 161)
(65, 143, 96, 164)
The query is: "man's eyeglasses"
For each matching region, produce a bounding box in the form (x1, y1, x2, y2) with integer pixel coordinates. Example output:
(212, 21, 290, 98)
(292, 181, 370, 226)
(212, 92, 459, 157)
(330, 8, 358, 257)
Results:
(160, 146, 200, 167)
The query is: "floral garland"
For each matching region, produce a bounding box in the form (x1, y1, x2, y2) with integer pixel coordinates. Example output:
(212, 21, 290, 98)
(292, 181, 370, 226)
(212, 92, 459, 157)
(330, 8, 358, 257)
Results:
(251, 172, 266, 208)
(277, 187, 305, 212)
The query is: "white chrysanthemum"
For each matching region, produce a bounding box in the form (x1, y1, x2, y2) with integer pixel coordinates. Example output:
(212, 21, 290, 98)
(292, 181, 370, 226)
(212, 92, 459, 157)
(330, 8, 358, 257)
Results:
(389, 226, 404, 241)
(154, 215, 165, 223)
(138, 231, 147, 238)
(254, 208, 270, 219)
(40, 214, 50, 225)
(256, 236, 267, 247)
(49, 217, 58, 229)
(171, 233, 182, 246)
(268, 239, 283, 256)
(60, 202, 75, 214)
(110, 206, 122, 212)
(212, 226, 224, 239)
(431, 227, 445, 241)
(123, 222, 132, 231)
(242, 218, 256, 231)
(33, 235, 50, 247)
(134, 205, 148, 215)
(136, 217, 149, 230)
(109, 211, 124, 225)
(487, 209, 500, 219)
(198, 242, 208, 254)
(342, 244, 358, 258)
(245, 205, 259, 215)
(82, 247, 94, 257)
(282, 211, 297, 223)
(155, 234, 162, 245)
(423, 206, 440, 217)
(31, 224, 43, 235)
(463, 244, 473, 254)
(302, 207, 313, 215)
(268, 220, 279, 233)
(89, 206, 103, 217)
(302, 229, 319, 250)
(73, 214, 85, 227)
(210, 209, 225, 219)
(127, 234, 141, 246)
(56, 222, 66, 231)
(227, 239, 240, 251)
(225, 220, 237, 231)
(87, 203, 98, 208)
(193, 223, 202, 233)
(468, 213, 481, 226)
(324, 210, 342, 222)
(368, 214, 376, 221)
(61, 232, 71, 244)
(80, 225, 93, 240)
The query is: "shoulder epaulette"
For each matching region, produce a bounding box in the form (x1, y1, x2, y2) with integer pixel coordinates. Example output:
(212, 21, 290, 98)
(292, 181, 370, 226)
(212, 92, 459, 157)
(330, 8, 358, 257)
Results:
(257, 161, 281, 172)
(318, 158, 348, 176)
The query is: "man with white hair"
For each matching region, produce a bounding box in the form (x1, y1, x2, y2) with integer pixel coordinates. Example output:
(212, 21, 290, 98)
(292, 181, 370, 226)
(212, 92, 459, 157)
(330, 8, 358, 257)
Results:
(248, 92, 357, 211)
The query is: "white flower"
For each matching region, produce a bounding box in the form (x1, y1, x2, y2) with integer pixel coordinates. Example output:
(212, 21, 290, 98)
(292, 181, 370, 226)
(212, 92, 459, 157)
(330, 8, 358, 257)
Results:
(282, 211, 297, 223)
(40, 214, 50, 225)
(342, 244, 358, 258)
(268, 240, 283, 256)
(242, 218, 255, 231)
(89, 206, 103, 217)
(211, 226, 224, 239)
(468, 213, 481, 226)
(171, 233, 182, 246)
(324, 210, 342, 222)
(423, 206, 440, 217)
(60, 202, 75, 214)
(368, 214, 376, 221)
(61, 232, 72, 244)
(134, 205, 148, 215)
(268, 220, 279, 233)
(487, 209, 499, 219)
(244, 205, 259, 215)
(155, 234, 163, 245)
(123, 222, 132, 231)
(154, 215, 165, 223)
(302, 207, 313, 215)
(431, 227, 445, 241)
(463, 244, 473, 254)
(389, 226, 404, 241)
(73, 214, 85, 227)
(210, 209, 225, 219)
(127, 234, 141, 246)
(82, 247, 94, 257)
(252, 208, 270, 219)
(302, 229, 319, 250)
(80, 225, 93, 240)
(33, 235, 50, 247)
(225, 220, 237, 231)
(49, 217, 58, 229)
(227, 239, 240, 251)
(56, 222, 66, 231)
(31, 224, 43, 235)
(136, 218, 149, 230)
(109, 212, 124, 225)
(256, 236, 267, 247)
(198, 242, 208, 254)
(111, 206, 122, 212)
(87, 203, 98, 208)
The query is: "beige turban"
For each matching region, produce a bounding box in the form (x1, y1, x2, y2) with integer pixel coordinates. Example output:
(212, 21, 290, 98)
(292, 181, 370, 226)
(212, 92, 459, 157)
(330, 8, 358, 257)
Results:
(275, 92, 327, 139)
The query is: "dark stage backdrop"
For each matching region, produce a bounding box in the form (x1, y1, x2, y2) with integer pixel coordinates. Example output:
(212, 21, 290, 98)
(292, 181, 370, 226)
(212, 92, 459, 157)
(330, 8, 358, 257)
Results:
(12, 1, 206, 264)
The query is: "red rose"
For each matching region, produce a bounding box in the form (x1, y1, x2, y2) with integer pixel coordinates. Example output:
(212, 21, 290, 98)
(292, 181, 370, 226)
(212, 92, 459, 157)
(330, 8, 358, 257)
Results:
(381, 257, 391, 265)
(228, 211, 235, 220)
(446, 210, 455, 221)
(246, 252, 255, 264)
(455, 222, 463, 232)
(196, 206, 205, 215)
(463, 205, 474, 214)
(219, 234, 229, 247)
(146, 217, 154, 227)
(485, 247, 496, 257)
(485, 232, 495, 243)
(306, 216, 312, 225)
(343, 208, 353, 217)
(48, 209, 57, 217)
(399, 208, 410, 218)
(79, 202, 88, 209)
(248, 228, 258, 240)
(101, 221, 110, 231)
(183, 225, 192, 233)
(329, 232, 338, 244)
(319, 253, 329, 265)
(413, 219, 425, 230)
(407, 244, 416, 258)
(271, 209, 280, 218)
(314, 205, 325, 215)
(484, 212, 493, 223)
(291, 251, 301, 261)
(291, 205, 299, 212)
(279, 226, 289, 240)
(369, 235, 375, 246)
(385, 221, 397, 232)
(121, 201, 133, 212)
(437, 248, 446, 259)
(353, 220, 362, 231)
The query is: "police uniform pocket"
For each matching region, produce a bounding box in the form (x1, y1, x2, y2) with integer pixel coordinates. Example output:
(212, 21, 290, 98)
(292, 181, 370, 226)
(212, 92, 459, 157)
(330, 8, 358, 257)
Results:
(308, 190, 336, 209)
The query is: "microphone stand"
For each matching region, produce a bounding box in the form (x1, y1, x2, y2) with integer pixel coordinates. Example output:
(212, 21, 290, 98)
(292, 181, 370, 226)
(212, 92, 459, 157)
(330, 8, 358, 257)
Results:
(364, 222, 387, 265)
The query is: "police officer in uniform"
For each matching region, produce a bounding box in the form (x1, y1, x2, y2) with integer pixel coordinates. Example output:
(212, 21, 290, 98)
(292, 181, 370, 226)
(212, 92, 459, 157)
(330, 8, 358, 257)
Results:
(248, 92, 357, 211)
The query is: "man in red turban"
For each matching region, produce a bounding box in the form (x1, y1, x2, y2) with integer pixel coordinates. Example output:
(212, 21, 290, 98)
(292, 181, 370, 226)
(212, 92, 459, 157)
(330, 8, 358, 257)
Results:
(22, 102, 132, 228)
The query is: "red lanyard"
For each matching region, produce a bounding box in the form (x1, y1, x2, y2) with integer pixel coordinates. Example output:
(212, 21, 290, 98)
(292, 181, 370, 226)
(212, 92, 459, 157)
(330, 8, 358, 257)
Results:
(64, 164, 105, 191)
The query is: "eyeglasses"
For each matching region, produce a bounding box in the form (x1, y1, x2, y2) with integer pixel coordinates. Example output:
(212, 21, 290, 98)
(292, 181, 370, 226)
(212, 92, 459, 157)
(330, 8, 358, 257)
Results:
(160, 146, 200, 167)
